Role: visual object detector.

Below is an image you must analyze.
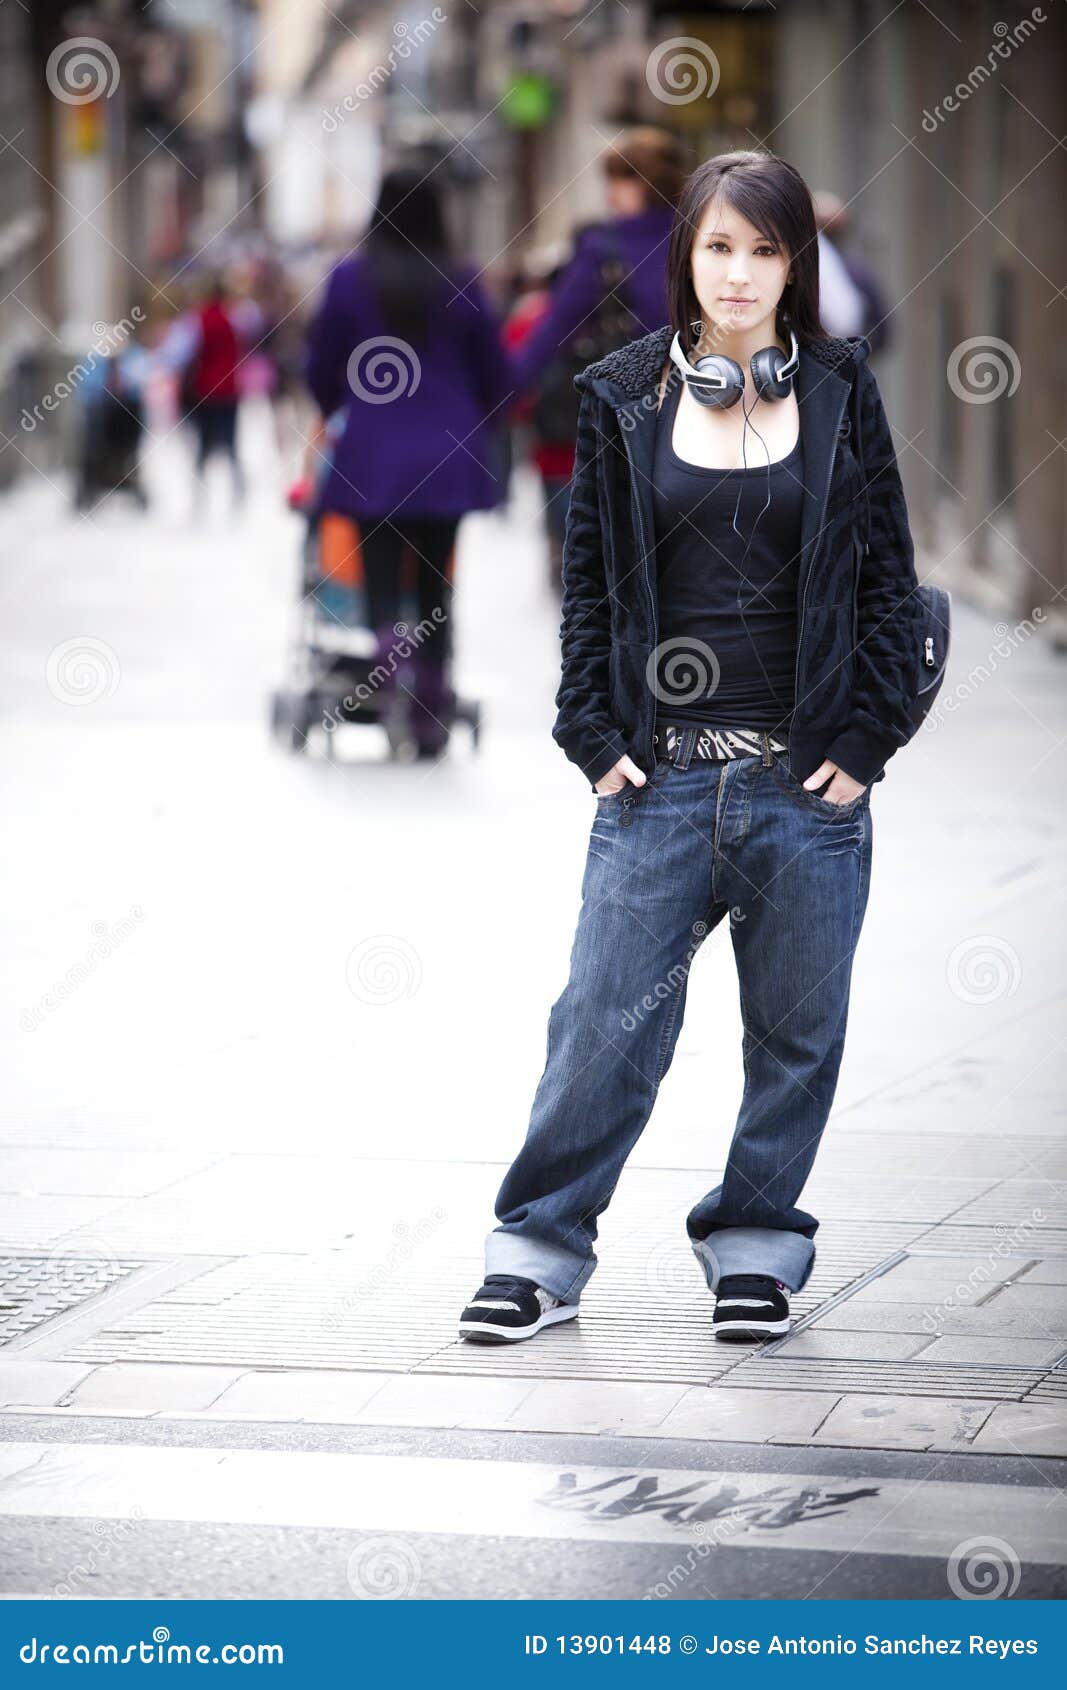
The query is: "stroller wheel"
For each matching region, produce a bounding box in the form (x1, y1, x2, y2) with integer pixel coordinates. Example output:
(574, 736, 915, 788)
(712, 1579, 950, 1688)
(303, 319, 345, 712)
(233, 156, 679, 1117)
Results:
(270, 689, 310, 754)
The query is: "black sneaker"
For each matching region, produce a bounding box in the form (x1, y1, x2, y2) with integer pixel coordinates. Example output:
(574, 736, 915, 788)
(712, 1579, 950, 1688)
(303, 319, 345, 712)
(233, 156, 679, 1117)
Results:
(712, 1273, 791, 1341)
(458, 1273, 579, 1344)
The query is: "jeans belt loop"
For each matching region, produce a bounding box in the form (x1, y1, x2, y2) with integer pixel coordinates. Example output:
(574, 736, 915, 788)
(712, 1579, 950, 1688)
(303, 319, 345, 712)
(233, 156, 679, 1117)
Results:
(675, 726, 698, 771)
(759, 731, 773, 767)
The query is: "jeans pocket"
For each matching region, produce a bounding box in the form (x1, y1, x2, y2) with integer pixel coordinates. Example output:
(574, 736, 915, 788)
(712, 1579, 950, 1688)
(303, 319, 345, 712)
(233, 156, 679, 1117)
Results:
(773, 757, 868, 819)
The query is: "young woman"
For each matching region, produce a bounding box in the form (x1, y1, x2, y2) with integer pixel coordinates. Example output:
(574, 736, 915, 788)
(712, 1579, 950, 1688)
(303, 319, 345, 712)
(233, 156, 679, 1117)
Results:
(304, 168, 511, 757)
(460, 150, 932, 1345)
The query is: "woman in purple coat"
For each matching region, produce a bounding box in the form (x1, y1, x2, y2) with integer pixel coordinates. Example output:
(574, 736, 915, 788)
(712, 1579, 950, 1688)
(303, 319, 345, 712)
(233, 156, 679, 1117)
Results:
(304, 168, 512, 757)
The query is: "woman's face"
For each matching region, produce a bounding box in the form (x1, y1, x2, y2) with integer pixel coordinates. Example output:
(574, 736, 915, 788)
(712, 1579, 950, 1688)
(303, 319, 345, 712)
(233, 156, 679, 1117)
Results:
(688, 195, 792, 346)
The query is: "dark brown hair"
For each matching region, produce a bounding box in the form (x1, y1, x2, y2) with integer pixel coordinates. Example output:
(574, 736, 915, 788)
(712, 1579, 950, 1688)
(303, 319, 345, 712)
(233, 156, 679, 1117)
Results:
(665, 150, 828, 353)
(602, 127, 688, 211)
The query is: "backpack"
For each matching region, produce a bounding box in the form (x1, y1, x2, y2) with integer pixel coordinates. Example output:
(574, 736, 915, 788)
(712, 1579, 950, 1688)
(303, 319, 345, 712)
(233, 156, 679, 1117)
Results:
(847, 354, 951, 733)
(531, 227, 640, 445)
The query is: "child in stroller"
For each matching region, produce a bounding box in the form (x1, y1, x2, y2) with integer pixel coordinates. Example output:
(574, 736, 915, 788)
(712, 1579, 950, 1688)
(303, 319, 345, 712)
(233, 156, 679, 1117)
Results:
(270, 415, 481, 759)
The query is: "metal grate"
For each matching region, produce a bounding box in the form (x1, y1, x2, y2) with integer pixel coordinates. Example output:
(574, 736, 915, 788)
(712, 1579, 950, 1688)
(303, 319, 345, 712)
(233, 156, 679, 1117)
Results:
(0, 1254, 145, 1345)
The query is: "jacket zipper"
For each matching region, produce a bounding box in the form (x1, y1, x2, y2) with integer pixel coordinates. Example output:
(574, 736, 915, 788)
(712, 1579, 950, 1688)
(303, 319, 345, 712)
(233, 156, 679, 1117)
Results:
(792, 389, 852, 757)
(617, 406, 659, 771)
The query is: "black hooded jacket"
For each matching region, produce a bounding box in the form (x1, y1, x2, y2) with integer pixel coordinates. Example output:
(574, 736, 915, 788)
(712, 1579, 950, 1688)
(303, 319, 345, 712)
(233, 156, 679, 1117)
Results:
(553, 323, 926, 792)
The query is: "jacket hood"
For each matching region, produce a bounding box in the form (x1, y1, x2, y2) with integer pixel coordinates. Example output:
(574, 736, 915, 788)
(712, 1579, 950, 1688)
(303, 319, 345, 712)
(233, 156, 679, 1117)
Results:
(574, 323, 870, 399)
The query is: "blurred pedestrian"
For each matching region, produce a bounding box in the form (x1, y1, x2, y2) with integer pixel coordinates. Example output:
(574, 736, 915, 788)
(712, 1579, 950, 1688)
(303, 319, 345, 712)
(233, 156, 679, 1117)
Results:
(502, 244, 573, 588)
(174, 274, 247, 509)
(813, 191, 893, 357)
(507, 127, 686, 587)
(303, 165, 512, 759)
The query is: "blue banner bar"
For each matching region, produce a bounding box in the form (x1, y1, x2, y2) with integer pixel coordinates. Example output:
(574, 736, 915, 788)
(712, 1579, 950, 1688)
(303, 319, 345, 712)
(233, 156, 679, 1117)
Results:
(1, 1601, 1063, 1685)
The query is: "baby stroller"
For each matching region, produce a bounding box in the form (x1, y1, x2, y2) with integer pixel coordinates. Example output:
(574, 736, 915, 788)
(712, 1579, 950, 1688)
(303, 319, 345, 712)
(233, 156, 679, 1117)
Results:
(270, 424, 482, 760)
(74, 350, 148, 511)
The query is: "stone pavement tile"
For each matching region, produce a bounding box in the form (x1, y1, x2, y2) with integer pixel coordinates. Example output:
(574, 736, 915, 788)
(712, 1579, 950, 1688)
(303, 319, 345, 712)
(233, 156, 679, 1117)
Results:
(654, 1386, 838, 1445)
(811, 1302, 941, 1334)
(883, 1254, 1022, 1287)
(979, 1283, 1067, 1328)
(64, 1363, 245, 1416)
(175, 1369, 392, 1423)
(0, 1148, 217, 1198)
(918, 1335, 1066, 1367)
(0, 1361, 95, 1408)
(937, 1305, 1067, 1338)
(848, 1272, 1014, 1306)
(811, 1394, 998, 1451)
(966, 1402, 1067, 1457)
(354, 1373, 538, 1430)
(775, 1330, 933, 1361)
(504, 1379, 690, 1436)
(1015, 1261, 1067, 1285)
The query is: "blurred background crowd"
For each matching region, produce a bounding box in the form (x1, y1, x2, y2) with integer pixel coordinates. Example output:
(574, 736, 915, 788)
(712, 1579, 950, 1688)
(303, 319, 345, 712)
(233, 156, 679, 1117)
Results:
(1, 0, 1064, 761)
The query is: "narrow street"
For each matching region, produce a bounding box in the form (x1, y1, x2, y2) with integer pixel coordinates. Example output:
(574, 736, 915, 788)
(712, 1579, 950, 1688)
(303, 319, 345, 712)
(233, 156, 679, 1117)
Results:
(1, 406, 1064, 1600)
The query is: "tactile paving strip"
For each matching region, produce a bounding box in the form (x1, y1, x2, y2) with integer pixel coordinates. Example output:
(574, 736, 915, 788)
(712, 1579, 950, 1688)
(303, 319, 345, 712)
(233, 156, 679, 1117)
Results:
(57, 1222, 951, 1387)
(0, 1254, 145, 1345)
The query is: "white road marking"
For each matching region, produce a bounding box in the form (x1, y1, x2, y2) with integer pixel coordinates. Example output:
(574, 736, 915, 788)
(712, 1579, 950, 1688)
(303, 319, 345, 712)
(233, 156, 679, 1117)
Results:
(0, 1443, 1060, 1563)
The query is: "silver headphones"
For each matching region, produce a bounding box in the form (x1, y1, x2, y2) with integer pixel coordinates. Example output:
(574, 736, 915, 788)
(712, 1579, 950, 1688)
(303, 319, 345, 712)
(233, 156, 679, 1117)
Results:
(668, 322, 800, 409)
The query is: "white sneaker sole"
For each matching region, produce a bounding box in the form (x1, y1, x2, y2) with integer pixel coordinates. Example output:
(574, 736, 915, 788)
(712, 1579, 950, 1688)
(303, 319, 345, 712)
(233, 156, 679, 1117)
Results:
(713, 1316, 790, 1340)
(458, 1302, 579, 1344)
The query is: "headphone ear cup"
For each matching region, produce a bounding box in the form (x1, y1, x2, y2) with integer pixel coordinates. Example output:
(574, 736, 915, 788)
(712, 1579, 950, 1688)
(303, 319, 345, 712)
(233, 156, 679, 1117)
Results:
(689, 353, 745, 409)
(750, 347, 793, 401)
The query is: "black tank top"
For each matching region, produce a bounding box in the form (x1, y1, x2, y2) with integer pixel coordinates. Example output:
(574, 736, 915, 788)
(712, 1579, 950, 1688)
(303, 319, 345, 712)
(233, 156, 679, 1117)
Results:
(650, 373, 804, 732)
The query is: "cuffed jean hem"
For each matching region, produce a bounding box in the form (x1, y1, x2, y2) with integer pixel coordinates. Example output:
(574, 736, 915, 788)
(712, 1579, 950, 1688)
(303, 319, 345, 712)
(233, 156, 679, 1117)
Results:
(691, 1226, 815, 1294)
(483, 1228, 593, 1305)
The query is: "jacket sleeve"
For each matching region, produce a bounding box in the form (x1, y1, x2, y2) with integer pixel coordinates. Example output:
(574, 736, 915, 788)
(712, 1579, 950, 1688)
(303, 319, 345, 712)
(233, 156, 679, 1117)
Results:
(823, 359, 925, 787)
(507, 229, 602, 397)
(552, 383, 630, 789)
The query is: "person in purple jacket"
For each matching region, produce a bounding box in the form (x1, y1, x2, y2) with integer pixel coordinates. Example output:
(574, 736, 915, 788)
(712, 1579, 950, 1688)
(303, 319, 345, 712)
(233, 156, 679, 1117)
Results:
(304, 167, 513, 758)
(507, 127, 687, 399)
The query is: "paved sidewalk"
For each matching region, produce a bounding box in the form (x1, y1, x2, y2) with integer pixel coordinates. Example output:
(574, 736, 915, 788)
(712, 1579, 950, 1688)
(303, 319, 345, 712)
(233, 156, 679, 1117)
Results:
(1, 425, 1065, 1596)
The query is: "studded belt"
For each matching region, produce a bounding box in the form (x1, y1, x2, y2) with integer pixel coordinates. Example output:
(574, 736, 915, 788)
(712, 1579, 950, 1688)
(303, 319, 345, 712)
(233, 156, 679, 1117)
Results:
(653, 725, 789, 769)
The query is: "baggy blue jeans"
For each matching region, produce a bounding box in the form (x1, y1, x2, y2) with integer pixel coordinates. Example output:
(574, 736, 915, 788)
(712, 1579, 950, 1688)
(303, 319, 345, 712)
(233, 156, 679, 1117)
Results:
(484, 744, 874, 1300)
